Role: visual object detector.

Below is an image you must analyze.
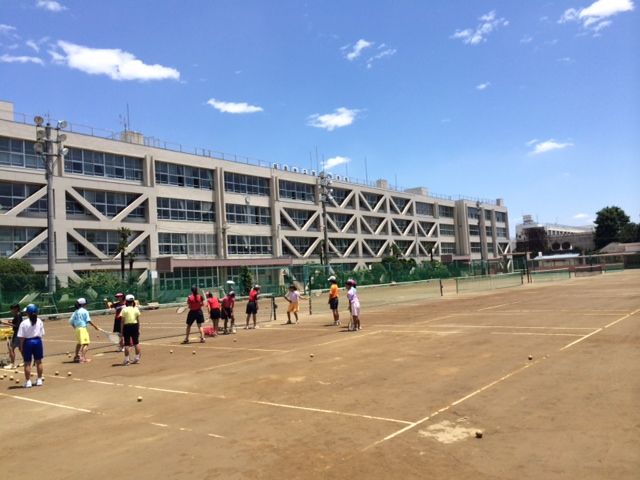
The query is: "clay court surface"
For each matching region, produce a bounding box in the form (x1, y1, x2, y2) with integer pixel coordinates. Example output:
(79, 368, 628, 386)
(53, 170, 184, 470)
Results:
(1, 271, 639, 479)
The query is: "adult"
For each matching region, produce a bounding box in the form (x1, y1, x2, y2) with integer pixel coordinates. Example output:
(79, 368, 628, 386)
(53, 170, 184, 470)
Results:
(105, 292, 125, 351)
(206, 291, 221, 337)
(245, 284, 261, 329)
(221, 291, 236, 334)
(345, 279, 361, 331)
(1, 303, 22, 369)
(121, 294, 141, 365)
(328, 276, 340, 326)
(69, 298, 100, 363)
(182, 285, 205, 344)
(17, 304, 45, 388)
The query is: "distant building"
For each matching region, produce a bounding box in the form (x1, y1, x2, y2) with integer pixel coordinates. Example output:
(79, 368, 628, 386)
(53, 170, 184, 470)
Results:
(515, 215, 595, 253)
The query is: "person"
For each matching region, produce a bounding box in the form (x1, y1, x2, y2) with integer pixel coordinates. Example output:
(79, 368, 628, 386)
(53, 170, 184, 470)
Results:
(328, 276, 340, 326)
(206, 291, 221, 337)
(182, 285, 205, 344)
(284, 284, 303, 324)
(17, 303, 45, 388)
(69, 298, 100, 363)
(105, 292, 125, 351)
(1, 303, 22, 369)
(345, 279, 361, 331)
(120, 294, 141, 365)
(245, 284, 261, 329)
(221, 291, 236, 334)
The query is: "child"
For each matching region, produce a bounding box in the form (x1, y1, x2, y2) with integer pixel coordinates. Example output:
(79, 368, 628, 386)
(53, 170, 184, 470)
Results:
(1, 303, 22, 369)
(327, 276, 340, 326)
(345, 279, 361, 331)
(104, 292, 125, 351)
(206, 291, 221, 336)
(183, 285, 205, 344)
(284, 284, 302, 324)
(221, 291, 236, 334)
(17, 303, 45, 388)
(245, 284, 260, 330)
(121, 294, 141, 365)
(69, 298, 100, 363)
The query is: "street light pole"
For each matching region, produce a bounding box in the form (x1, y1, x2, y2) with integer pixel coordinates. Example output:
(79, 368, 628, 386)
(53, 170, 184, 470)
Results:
(318, 172, 333, 266)
(34, 116, 67, 294)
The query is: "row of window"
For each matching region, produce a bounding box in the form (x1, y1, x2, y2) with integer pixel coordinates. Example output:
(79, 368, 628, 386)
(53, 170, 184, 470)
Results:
(0, 136, 43, 170)
(157, 197, 215, 222)
(155, 161, 213, 190)
(0, 181, 47, 215)
(158, 233, 216, 256)
(65, 147, 143, 182)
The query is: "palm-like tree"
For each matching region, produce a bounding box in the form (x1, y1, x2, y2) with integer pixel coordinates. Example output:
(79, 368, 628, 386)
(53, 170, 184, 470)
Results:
(117, 227, 132, 280)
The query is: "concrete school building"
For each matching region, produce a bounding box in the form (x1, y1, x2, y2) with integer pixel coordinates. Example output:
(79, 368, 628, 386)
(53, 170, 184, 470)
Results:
(0, 100, 511, 288)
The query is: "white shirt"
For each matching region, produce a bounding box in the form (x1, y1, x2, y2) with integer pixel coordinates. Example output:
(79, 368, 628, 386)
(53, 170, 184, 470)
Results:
(17, 317, 45, 339)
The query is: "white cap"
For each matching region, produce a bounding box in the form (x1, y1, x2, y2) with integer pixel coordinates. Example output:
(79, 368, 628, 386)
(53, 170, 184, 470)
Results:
(77, 297, 87, 305)
(328, 275, 336, 282)
(125, 294, 135, 301)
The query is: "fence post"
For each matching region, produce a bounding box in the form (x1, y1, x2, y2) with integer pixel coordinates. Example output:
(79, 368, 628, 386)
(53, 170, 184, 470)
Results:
(309, 293, 313, 316)
(439, 279, 444, 296)
(271, 296, 277, 322)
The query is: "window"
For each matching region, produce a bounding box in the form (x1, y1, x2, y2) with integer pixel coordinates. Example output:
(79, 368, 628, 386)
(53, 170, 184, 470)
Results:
(393, 219, 410, 234)
(331, 238, 353, 254)
(155, 161, 213, 190)
(485, 226, 493, 237)
(440, 242, 456, 254)
(0, 227, 45, 257)
(487, 243, 494, 253)
(362, 193, 383, 210)
(0, 136, 43, 170)
(158, 233, 216, 256)
(329, 213, 354, 231)
(469, 225, 480, 236)
(279, 180, 315, 202)
(467, 207, 480, 219)
(420, 222, 435, 235)
(364, 239, 386, 254)
(67, 236, 96, 258)
(157, 197, 215, 222)
(391, 197, 409, 213)
(76, 229, 145, 256)
(497, 227, 508, 238)
(485, 210, 493, 221)
(0, 182, 46, 215)
(438, 205, 454, 218)
(226, 204, 271, 225)
(159, 267, 220, 292)
(64, 147, 143, 182)
(73, 189, 145, 219)
(362, 216, 384, 231)
(227, 235, 272, 255)
(331, 188, 351, 206)
(471, 242, 482, 253)
(495, 212, 507, 223)
(416, 202, 434, 216)
(439, 224, 455, 236)
(282, 209, 317, 229)
(224, 172, 269, 196)
(286, 237, 314, 254)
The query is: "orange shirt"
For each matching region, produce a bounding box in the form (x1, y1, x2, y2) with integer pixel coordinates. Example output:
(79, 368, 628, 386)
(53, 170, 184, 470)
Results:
(329, 284, 339, 299)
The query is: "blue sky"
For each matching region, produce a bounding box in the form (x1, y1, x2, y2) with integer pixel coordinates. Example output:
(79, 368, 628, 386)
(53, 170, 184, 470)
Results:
(1, 0, 638, 230)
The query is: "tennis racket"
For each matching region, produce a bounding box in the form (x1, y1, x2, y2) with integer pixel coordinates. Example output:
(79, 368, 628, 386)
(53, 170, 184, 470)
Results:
(98, 327, 121, 345)
(176, 305, 187, 314)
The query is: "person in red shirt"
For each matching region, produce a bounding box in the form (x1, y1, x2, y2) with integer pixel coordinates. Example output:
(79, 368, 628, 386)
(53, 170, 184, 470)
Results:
(182, 285, 205, 344)
(221, 291, 236, 334)
(206, 291, 221, 336)
(104, 292, 125, 351)
(244, 285, 261, 330)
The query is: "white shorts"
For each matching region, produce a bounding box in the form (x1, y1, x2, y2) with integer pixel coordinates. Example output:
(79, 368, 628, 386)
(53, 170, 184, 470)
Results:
(350, 302, 361, 317)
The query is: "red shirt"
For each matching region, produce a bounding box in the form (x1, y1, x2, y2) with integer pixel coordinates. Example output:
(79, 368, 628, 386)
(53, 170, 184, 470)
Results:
(187, 293, 203, 311)
(248, 289, 259, 302)
(207, 297, 220, 310)
(222, 296, 235, 309)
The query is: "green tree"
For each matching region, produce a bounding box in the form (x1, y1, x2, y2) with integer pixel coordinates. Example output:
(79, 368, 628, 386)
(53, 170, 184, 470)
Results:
(117, 227, 132, 280)
(594, 206, 630, 249)
(238, 266, 254, 295)
(618, 222, 640, 243)
(0, 258, 35, 275)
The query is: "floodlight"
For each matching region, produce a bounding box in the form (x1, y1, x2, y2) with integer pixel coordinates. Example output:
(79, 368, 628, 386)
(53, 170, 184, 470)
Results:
(58, 133, 67, 142)
(36, 130, 45, 140)
(34, 116, 44, 126)
(57, 120, 68, 129)
(34, 142, 44, 154)
(60, 147, 69, 156)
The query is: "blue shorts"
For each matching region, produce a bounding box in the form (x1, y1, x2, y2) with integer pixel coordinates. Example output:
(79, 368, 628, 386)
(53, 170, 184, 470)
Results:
(22, 337, 44, 363)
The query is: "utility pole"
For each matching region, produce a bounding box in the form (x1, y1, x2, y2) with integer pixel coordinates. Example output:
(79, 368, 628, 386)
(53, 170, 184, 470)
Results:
(34, 116, 67, 294)
(318, 172, 333, 266)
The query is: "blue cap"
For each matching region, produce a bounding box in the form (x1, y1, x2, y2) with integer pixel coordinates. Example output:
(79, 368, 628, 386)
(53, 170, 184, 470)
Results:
(26, 303, 39, 315)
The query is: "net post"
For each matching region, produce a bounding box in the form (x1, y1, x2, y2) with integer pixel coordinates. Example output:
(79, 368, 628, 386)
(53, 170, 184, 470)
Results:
(439, 279, 443, 296)
(309, 293, 313, 316)
(271, 296, 276, 322)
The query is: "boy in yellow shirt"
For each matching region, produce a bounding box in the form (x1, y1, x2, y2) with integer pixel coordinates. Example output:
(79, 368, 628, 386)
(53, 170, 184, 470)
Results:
(120, 294, 141, 365)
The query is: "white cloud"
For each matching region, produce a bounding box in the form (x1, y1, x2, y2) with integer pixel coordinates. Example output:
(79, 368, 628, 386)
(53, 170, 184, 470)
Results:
(26, 40, 39, 52)
(520, 34, 534, 43)
(0, 54, 44, 65)
(344, 39, 372, 61)
(50, 40, 180, 81)
(529, 139, 574, 155)
(366, 46, 397, 69)
(206, 98, 263, 114)
(573, 213, 592, 219)
(307, 107, 359, 131)
(476, 82, 491, 90)
(526, 138, 539, 146)
(559, 0, 634, 33)
(0, 24, 19, 39)
(36, 1, 67, 12)
(323, 156, 351, 170)
(557, 56, 575, 63)
(451, 11, 509, 45)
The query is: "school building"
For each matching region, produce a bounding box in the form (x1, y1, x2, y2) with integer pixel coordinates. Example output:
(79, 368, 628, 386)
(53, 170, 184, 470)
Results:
(0, 100, 511, 289)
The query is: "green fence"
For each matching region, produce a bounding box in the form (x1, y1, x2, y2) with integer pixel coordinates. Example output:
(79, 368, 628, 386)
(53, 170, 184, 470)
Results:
(530, 269, 572, 283)
(455, 272, 523, 293)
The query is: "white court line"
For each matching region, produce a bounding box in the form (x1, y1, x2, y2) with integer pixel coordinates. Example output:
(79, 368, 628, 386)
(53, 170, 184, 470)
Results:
(377, 330, 460, 335)
(491, 332, 583, 337)
(603, 308, 640, 329)
(0, 392, 92, 413)
(434, 324, 597, 331)
(199, 355, 266, 372)
(363, 361, 536, 450)
(311, 330, 380, 347)
(150, 422, 168, 427)
(560, 308, 640, 351)
(143, 342, 287, 353)
(478, 302, 519, 311)
(460, 310, 625, 316)
(251, 400, 412, 425)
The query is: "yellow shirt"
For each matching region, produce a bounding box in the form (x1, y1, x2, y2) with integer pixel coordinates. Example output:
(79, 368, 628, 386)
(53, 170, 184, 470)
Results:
(329, 284, 339, 299)
(121, 306, 140, 325)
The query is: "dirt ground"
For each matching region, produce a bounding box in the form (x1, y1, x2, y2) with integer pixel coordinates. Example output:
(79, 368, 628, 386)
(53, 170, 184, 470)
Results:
(1, 270, 639, 480)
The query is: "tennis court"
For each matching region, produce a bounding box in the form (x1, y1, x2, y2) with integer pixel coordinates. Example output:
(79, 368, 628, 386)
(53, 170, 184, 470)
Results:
(1, 270, 639, 479)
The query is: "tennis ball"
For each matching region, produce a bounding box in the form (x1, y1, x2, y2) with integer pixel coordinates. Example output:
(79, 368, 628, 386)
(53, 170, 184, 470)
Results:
(55, 371, 59, 376)
(310, 354, 314, 358)
(192, 350, 196, 355)
(9, 376, 13, 381)
(30, 372, 35, 377)
(137, 396, 143, 402)
(15, 379, 20, 384)
(233, 339, 237, 342)
(528, 355, 533, 361)
(169, 349, 174, 354)
(67, 371, 72, 376)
